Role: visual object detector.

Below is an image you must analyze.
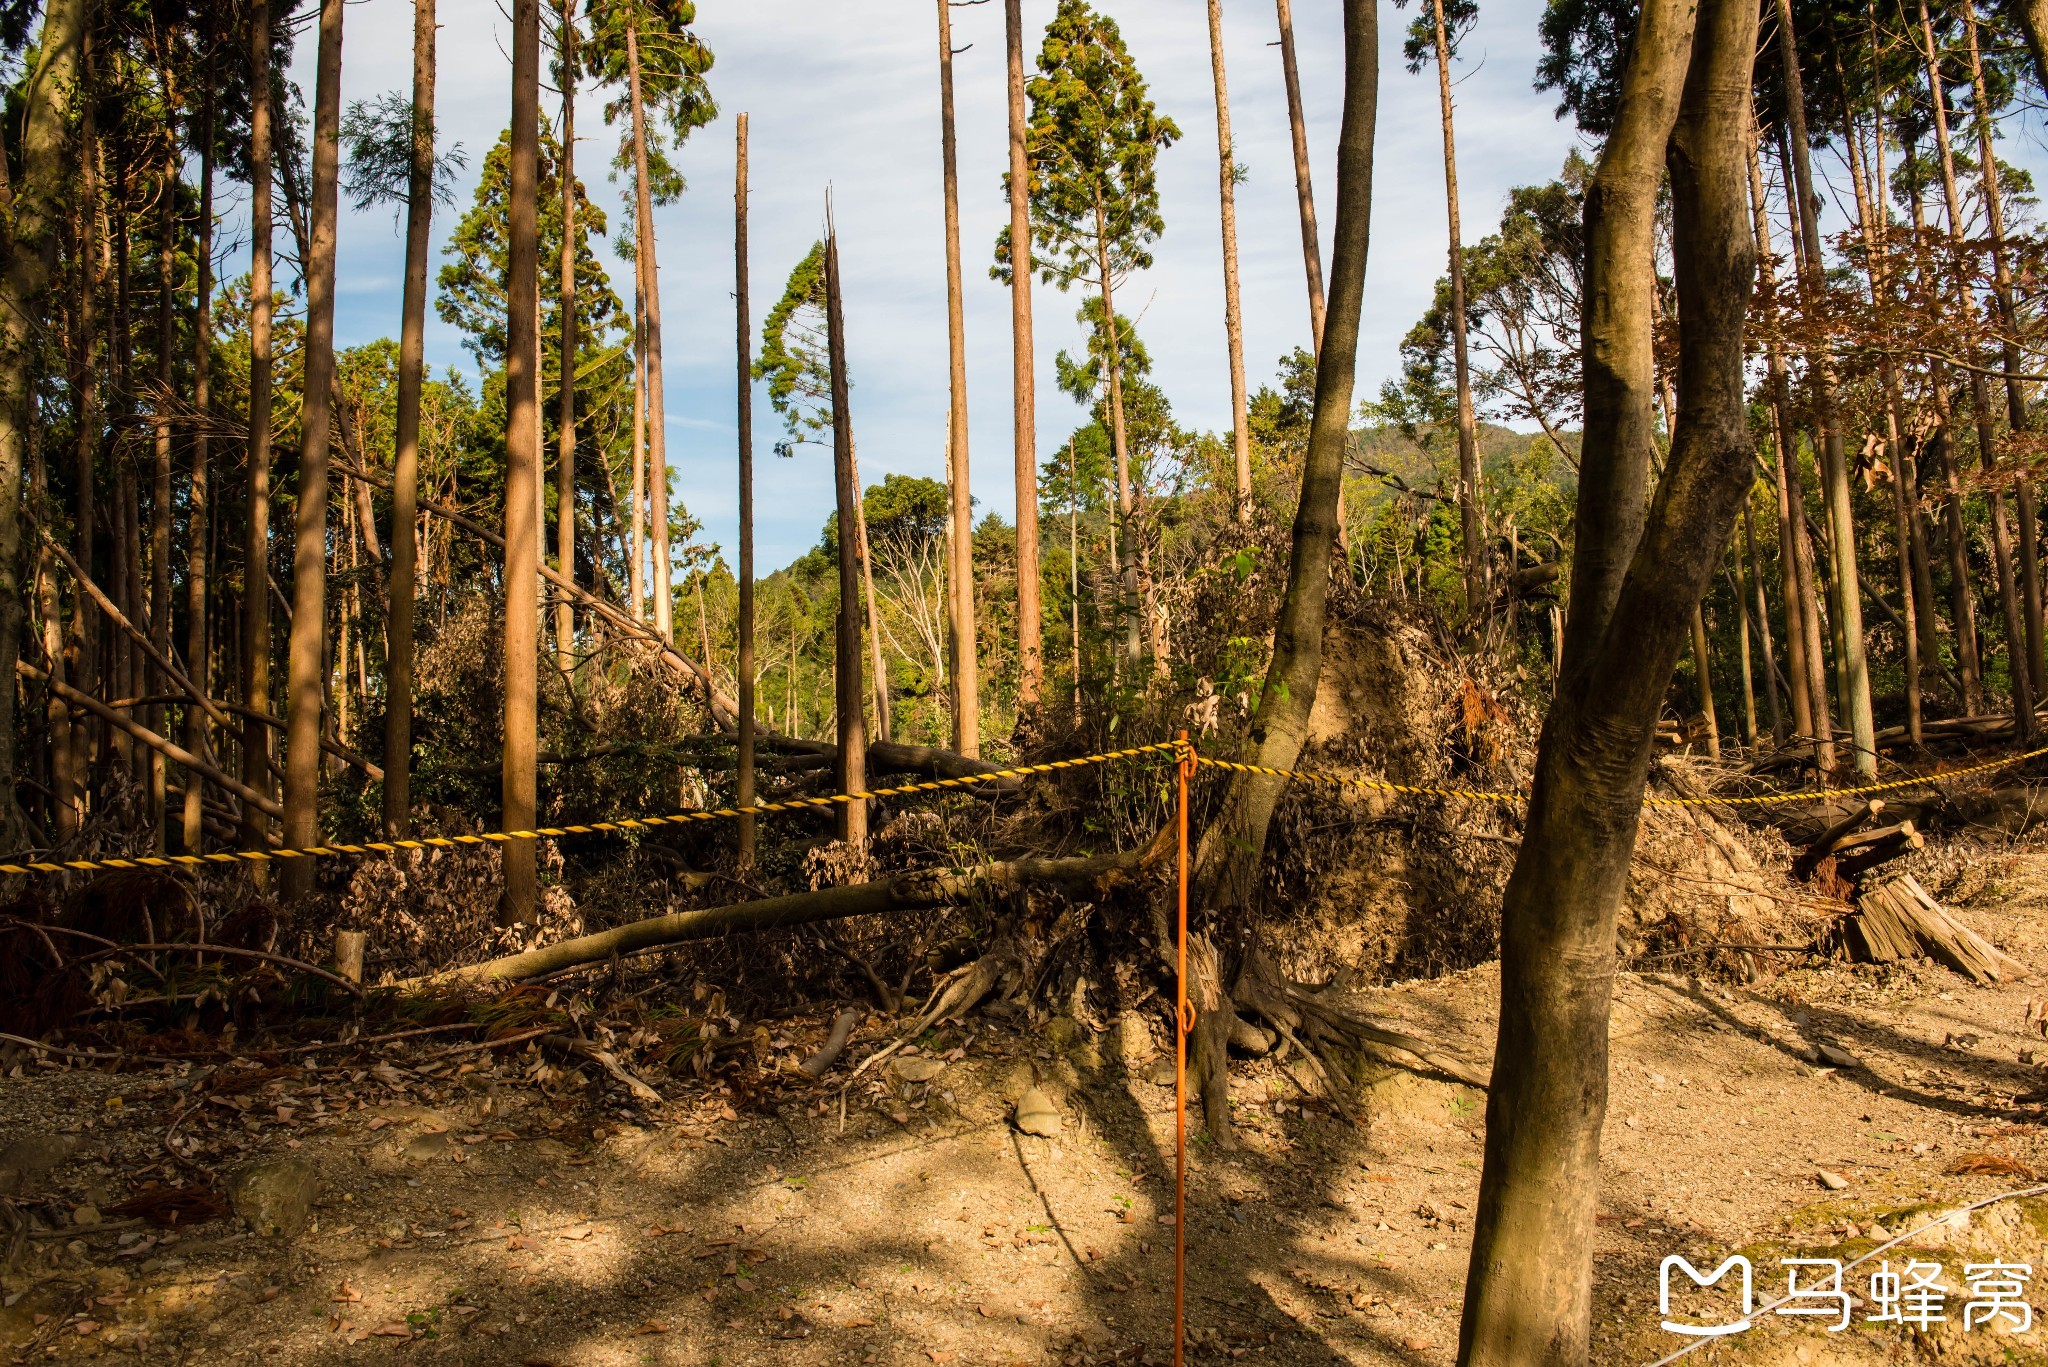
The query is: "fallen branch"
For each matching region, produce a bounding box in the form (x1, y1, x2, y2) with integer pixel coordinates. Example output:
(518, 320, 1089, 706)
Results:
(84, 942, 365, 999)
(428, 850, 1143, 986)
(801, 1008, 862, 1078)
(542, 1033, 662, 1104)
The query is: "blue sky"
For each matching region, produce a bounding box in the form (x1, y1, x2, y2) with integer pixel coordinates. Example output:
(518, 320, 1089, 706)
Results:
(257, 0, 2048, 573)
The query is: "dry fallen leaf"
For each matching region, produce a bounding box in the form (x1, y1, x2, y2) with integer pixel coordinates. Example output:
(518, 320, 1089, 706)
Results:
(371, 1323, 413, 1338)
(1946, 1152, 2036, 1178)
(632, 1319, 669, 1335)
(557, 1226, 594, 1241)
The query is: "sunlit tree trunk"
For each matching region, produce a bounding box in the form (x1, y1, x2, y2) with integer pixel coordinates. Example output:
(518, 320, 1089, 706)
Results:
(1964, 0, 2046, 704)
(626, 20, 671, 642)
(1774, 0, 1876, 777)
(1005, 0, 1042, 713)
(1458, 0, 1757, 1352)
(1429, 0, 1485, 612)
(1273, 0, 1324, 346)
(1922, 0, 2029, 735)
(148, 129, 177, 850)
(1206, 0, 1253, 523)
(630, 268, 647, 621)
(935, 0, 979, 757)
(1690, 603, 1720, 757)
(1093, 207, 1141, 667)
(555, 0, 578, 676)
(383, 0, 435, 838)
(282, 0, 345, 898)
(823, 222, 867, 845)
(0, 0, 90, 844)
(242, 0, 276, 854)
(501, 0, 542, 925)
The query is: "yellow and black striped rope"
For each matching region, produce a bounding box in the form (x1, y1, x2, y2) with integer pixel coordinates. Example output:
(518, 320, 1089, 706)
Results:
(1195, 741, 2048, 809)
(0, 742, 1185, 879)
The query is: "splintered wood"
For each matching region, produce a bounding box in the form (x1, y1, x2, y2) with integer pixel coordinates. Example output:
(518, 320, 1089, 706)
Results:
(1848, 875, 2024, 986)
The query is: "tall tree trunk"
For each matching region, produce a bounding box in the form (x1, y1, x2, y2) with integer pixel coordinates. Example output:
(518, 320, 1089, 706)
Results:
(1964, 0, 2046, 703)
(1746, 132, 1829, 766)
(1457, 0, 1756, 1354)
(149, 139, 176, 850)
(66, 55, 101, 840)
(735, 112, 756, 867)
(853, 441, 891, 741)
(1186, 0, 1377, 1144)
(1922, 0, 2029, 736)
(2009, 0, 2048, 95)
(282, 0, 345, 899)
(823, 221, 867, 846)
(1206, 0, 1253, 522)
(1005, 0, 1042, 713)
(630, 263, 647, 620)
(1069, 439, 1082, 723)
(555, 0, 578, 676)
(1430, 0, 1486, 613)
(1093, 210, 1141, 667)
(1744, 502, 1785, 740)
(383, 0, 435, 839)
(184, 77, 215, 853)
(0, 0, 90, 846)
(1775, 0, 1876, 777)
(1732, 551, 1757, 746)
(501, 0, 542, 925)
(936, 0, 979, 758)
(242, 0, 276, 854)
(627, 21, 672, 642)
(1690, 603, 1720, 757)
(1273, 0, 1325, 347)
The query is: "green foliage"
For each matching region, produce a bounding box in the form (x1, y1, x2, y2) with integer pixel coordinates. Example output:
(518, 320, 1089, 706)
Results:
(339, 90, 466, 217)
(1247, 347, 1316, 451)
(1398, 0, 1478, 73)
(996, 0, 1179, 293)
(1533, 0, 1637, 134)
(585, 0, 716, 205)
(753, 242, 831, 457)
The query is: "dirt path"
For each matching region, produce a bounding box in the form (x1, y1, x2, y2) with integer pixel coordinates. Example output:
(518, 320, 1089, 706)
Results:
(6, 865, 2048, 1365)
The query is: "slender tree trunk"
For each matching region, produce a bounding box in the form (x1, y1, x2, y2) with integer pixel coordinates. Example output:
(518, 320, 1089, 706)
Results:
(1744, 503, 1784, 740)
(823, 221, 867, 846)
(1274, 0, 1325, 347)
(501, 0, 542, 924)
(383, 0, 434, 838)
(149, 145, 176, 850)
(1775, 0, 1876, 777)
(66, 65, 101, 838)
(1186, 0, 1377, 1144)
(852, 440, 891, 741)
(1458, 0, 1757, 1353)
(242, 0, 276, 854)
(0, 0, 90, 845)
(556, 0, 578, 676)
(184, 79, 215, 853)
(736, 112, 756, 867)
(1746, 133, 1828, 765)
(1005, 0, 1042, 713)
(1690, 603, 1720, 757)
(935, 0, 979, 758)
(1922, 0, 2029, 735)
(1094, 210, 1141, 666)
(1430, 0, 1485, 613)
(1069, 439, 1082, 724)
(280, 0, 344, 898)
(2016, 0, 2048, 95)
(1964, 0, 2046, 703)
(627, 21, 671, 642)
(1733, 543, 1759, 746)
(630, 263, 647, 621)
(1206, 0, 1253, 522)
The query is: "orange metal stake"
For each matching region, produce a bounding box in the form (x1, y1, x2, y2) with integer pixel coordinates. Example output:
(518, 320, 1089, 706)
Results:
(1173, 729, 1193, 1367)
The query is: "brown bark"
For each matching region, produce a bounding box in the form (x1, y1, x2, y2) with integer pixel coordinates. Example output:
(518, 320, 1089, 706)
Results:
(243, 0, 275, 853)
(555, 0, 578, 676)
(149, 140, 176, 849)
(1430, 0, 1485, 612)
(1964, 0, 2046, 702)
(184, 76, 215, 853)
(1206, 0, 1253, 522)
(1273, 0, 1325, 347)
(936, 0, 980, 758)
(824, 222, 867, 845)
(626, 21, 672, 643)
(281, 0, 344, 898)
(0, 0, 90, 846)
(630, 265, 647, 621)
(1690, 603, 1721, 758)
(1187, 0, 1377, 1145)
(502, 0, 542, 924)
(383, 0, 435, 838)
(1005, 0, 1042, 711)
(736, 112, 756, 866)
(1775, 0, 1875, 776)
(1922, 0, 2029, 736)
(851, 442, 891, 741)
(1458, 0, 1757, 1354)
(1093, 212, 1142, 667)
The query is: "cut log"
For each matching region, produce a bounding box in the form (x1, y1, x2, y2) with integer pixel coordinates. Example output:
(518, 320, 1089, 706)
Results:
(1834, 826, 1924, 881)
(1848, 875, 2027, 986)
(425, 849, 1144, 985)
(1792, 799, 1884, 880)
